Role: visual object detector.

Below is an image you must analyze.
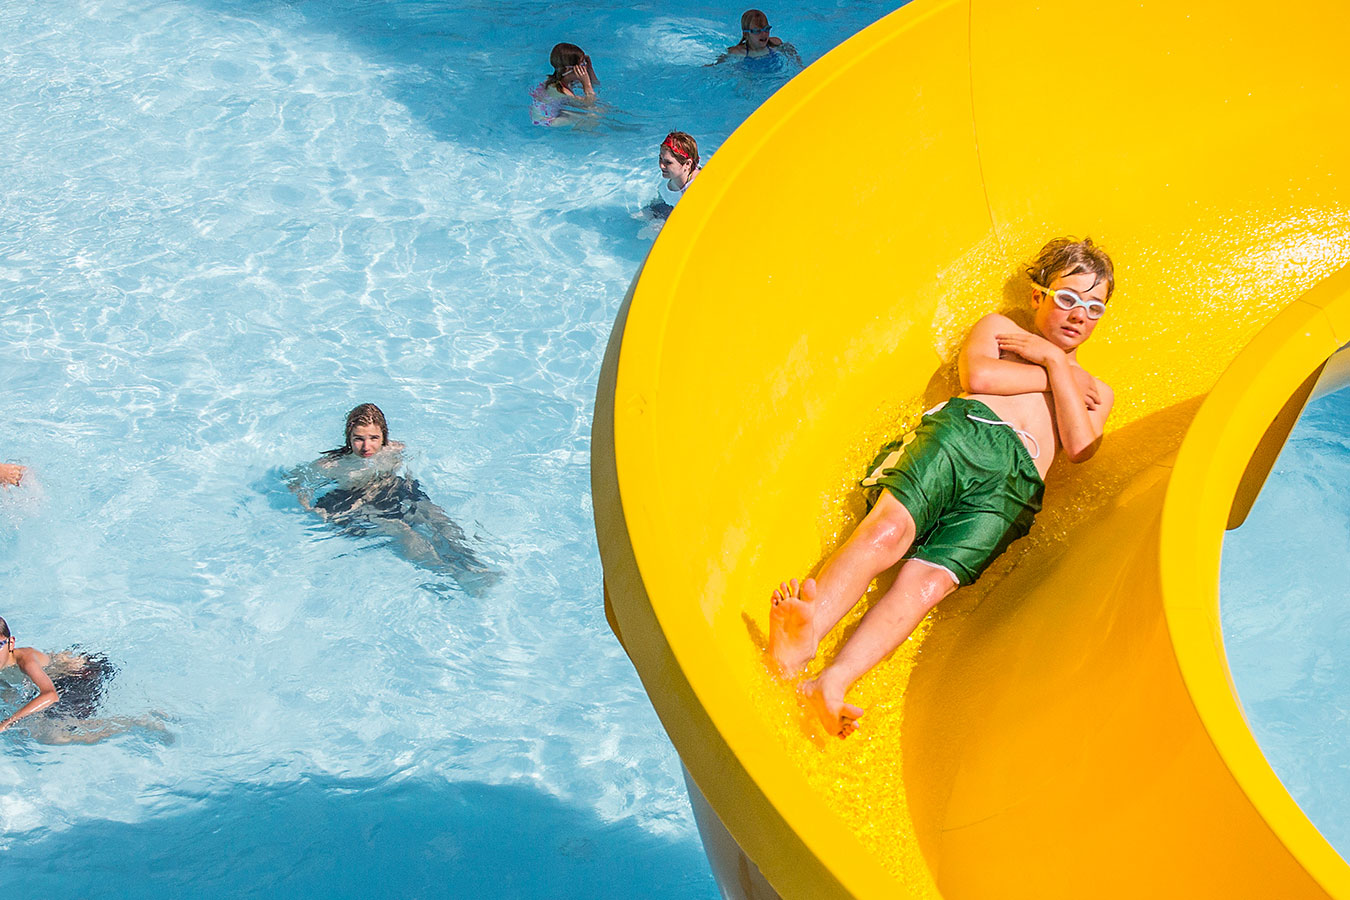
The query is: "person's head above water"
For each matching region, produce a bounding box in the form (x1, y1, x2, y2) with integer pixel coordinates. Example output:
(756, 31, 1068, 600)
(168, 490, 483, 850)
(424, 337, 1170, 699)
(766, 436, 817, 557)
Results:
(546, 43, 598, 90)
(342, 403, 389, 458)
(659, 132, 700, 187)
(738, 9, 775, 51)
(0, 616, 13, 663)
(1025, 236, 1115, 353)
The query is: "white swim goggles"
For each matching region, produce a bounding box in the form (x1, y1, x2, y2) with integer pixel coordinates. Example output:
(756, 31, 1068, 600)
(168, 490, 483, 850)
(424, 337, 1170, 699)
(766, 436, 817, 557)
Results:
(1033, 284, 1108, 320)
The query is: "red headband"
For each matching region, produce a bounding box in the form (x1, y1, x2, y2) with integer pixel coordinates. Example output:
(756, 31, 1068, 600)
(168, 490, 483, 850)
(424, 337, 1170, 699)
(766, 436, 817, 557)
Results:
(661, 136, 692, 161)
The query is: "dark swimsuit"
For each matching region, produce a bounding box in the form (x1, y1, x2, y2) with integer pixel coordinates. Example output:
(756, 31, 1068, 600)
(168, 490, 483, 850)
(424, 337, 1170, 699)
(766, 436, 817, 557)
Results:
(314, 474, 430, 523)
(45, 653, 116, 720)
(317, 474, 484, 567)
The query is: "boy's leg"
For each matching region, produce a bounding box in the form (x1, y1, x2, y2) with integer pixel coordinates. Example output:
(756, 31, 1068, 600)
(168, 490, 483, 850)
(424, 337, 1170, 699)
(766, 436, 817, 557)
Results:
(769, 490, 918, 675)
(801, 558, 958, 736)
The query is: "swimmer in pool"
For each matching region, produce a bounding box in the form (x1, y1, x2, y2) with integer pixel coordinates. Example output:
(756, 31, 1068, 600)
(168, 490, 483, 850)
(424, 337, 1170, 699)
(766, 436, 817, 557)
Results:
(768, 238, 1116, 738)
(530, 43, 600, 126)
(0, 616, 169, 744)
(1, 463, 26, 486)
(710, 9, 802, 67)
(651, 132, 702, 220)
(290, 403, 498, 593)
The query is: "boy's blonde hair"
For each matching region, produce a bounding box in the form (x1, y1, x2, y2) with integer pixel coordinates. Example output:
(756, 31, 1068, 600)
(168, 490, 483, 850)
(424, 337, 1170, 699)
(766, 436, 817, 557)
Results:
(1027, 237, 1116, 300)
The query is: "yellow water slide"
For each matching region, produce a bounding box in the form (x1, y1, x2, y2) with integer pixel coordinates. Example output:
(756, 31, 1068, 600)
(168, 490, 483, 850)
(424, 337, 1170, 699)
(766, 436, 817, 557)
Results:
(591, 0, 1350, 896)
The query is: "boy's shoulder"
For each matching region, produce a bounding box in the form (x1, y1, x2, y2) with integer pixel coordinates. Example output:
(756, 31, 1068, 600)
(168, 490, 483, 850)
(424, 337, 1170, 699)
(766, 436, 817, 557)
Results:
(968, 311, 1025, 335)
(14, 646, 51, 670)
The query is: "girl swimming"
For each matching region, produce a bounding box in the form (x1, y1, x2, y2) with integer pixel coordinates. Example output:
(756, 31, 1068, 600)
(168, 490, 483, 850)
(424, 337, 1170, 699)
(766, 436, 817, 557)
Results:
(711, 9, 802, 67)
(291, 404, 498, 594)
(653, 132, 702, 219)
(530, 43, 600, 126)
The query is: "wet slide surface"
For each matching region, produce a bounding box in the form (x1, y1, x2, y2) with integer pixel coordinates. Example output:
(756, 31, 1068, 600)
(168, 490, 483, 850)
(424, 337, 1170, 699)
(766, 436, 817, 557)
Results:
(594, 0, 1350, 897)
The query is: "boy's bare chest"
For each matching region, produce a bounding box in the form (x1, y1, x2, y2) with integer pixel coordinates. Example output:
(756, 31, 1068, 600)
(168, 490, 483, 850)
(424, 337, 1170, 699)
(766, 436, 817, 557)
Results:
(962, 390, 1059, 474)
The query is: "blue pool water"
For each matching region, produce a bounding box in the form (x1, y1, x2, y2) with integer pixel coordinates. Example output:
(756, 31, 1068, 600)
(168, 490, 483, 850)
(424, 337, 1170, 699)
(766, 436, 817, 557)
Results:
(0, 0, 901, 895)
(1222, 381, 1350, 860)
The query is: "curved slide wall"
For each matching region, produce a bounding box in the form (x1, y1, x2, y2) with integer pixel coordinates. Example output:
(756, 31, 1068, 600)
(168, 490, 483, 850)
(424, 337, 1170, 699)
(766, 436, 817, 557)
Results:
(592, 1, 1350, 897)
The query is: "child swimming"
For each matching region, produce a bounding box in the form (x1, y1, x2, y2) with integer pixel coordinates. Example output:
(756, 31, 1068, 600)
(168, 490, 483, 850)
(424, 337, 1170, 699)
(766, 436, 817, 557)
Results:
(652, 132, 702, 219)
(0, 616, 168, 744)
(530, 43, 600, 126)
(290, 403, 498, 594)
(769, 238, 1117, 737)
(711, 9, 802, 68)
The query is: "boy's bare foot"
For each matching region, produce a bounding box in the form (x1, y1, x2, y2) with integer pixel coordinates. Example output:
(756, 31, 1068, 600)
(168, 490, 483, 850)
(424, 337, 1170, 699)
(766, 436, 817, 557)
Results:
(769, 577, 819, 676)
(800, 675, 863, 738)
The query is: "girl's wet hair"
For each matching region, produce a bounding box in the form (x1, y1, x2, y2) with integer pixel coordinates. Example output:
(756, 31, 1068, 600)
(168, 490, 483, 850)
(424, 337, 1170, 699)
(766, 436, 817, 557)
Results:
(734, 10, 772, 51)
(1027, 237, 1116, 300)
(740, 8, 769, 30)
(661, 132, 700, 168)
(326, 403, 389, 457)
(546, 43, 599, 90)
(0, 616, 9, 639)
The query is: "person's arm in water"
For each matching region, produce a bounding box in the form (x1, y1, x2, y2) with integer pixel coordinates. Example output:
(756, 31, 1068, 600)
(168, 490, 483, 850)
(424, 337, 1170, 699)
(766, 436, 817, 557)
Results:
(960, 313, 1102, 407)
(708, 44, 746, 66)
(772, 39, 803, 66)
(0, 647, 58, 733)
(0, 463, 25, 487)
(286, 457, 335, 511)
(994, 331, 1114, 462)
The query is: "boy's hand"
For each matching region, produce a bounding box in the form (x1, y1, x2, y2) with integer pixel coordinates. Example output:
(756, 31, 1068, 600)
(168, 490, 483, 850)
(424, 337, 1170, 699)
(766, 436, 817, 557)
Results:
(0, 463, 25, 486)
(1074, 368, 1102, 410)
(995, 332, 1066, 369)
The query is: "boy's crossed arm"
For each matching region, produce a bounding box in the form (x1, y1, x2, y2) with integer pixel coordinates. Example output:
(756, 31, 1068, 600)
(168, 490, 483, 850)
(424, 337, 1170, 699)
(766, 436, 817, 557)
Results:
(959, 313, 1113, 462)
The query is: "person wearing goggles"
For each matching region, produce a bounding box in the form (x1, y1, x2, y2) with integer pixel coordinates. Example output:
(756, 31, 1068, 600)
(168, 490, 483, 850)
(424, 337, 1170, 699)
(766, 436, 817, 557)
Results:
(768, 237, 1116, 738)
(0, 617, 59, 735)
(0, 616, 169, 744)
(711, 9, 802, 67)
(1033, 284, 1108, 321)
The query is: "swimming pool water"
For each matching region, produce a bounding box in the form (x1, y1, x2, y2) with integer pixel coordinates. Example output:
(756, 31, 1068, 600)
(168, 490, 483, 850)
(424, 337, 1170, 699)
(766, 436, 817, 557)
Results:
(0, 0, 902, 895)
(1222, 382, 1350, 861)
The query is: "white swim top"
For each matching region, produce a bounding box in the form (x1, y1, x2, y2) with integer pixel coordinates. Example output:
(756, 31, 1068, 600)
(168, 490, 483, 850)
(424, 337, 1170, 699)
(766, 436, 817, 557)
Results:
(658, 168, 700, 207)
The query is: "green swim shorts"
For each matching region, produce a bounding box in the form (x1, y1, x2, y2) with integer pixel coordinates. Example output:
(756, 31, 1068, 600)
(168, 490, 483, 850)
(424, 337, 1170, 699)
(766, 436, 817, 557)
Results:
(861, 396, 1045, 586)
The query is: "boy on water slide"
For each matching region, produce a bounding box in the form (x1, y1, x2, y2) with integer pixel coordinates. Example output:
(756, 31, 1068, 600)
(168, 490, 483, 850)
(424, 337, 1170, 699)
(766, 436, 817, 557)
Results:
(770, 237, 1116, 737)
